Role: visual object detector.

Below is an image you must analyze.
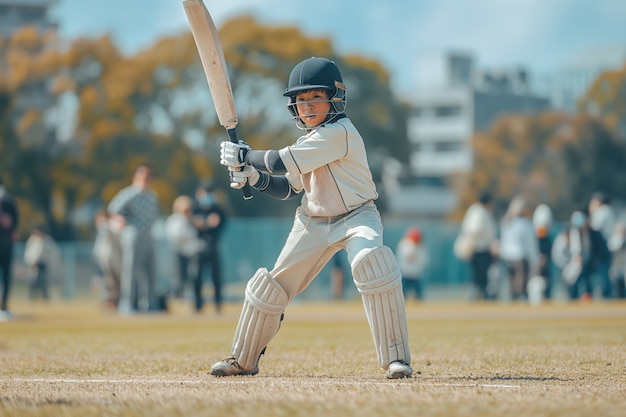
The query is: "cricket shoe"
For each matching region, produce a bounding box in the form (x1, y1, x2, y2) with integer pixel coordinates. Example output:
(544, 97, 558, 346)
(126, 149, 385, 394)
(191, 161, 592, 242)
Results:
(0, 310, 14, 322)
(210, 357, 259, 377)
(386, 360, 413, 379)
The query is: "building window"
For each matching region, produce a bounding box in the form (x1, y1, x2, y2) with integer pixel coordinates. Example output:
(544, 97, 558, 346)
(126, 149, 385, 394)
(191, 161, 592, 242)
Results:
(20, 6, 46, 22)
(434, 105, 461, 117)
(411, 105, 462, 118)
(434, 141, 462, 152)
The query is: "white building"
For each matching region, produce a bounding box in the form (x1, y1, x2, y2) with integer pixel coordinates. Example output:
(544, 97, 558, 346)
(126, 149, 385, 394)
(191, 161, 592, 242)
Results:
(387, 51, 550, 218)
(0, 0, 57, 37)
(0, 0, 59, 145)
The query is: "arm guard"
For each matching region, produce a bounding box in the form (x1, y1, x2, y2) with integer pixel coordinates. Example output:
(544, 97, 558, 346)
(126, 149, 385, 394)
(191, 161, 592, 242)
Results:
(245, 150, 287, 174)
(252, 172, 300, 200)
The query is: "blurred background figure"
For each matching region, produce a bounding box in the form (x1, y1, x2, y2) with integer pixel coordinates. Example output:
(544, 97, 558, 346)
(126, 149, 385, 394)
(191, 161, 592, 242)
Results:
(607, 220, 626, 299)
(23, 224, 59, 301)
(396, 227, 429, 301)
(330, 251, 347, 301)
(532, 203, 554, 301)
(499, 195, 538, 301)
(0, 177, 19, 320)
(192, 181, 226, 314)
(108, 165, 159, 314)
(455, 190, 498, 300)
(588, 192, 614, 298)
(552, 208, 609, 301)
(165, 195, 205, 304)
(92, 208, 123, 310)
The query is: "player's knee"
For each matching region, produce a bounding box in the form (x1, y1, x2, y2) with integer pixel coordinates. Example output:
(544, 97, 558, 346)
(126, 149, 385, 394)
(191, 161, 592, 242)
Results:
(245, 268, 289, 314)
(351, 246, 401, 295)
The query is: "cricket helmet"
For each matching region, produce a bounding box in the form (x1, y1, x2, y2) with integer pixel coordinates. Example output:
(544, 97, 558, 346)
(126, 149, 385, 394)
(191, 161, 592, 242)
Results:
(284, 57, 347, 128)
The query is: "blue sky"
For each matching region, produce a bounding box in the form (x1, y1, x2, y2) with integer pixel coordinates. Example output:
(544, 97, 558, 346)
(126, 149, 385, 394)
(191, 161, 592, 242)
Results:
(50, 0, 626, 91)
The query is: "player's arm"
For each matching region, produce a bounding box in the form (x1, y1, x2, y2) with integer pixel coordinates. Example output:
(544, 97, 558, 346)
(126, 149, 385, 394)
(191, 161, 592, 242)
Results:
(221, 141, 299, 199)
(227, 165, 300, 200)
(253, 171, 300, 200)
(220, 141, 287, 174)
(245, 150, 287, 174)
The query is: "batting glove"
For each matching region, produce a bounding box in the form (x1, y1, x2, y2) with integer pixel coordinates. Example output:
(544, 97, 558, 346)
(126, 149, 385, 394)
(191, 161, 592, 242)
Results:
(228, 165, 259, 189)
(220, 140, 251, 168)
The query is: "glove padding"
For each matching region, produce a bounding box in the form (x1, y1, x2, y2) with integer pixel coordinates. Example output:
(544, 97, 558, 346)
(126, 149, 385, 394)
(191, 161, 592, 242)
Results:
(228, 165, 260, 189)
(220, 140, 251, 168)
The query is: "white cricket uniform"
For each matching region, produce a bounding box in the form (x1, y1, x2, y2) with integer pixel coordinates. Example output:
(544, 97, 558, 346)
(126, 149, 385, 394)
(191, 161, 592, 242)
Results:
(227, 117, 411, 372)
(273, 118, 382, 298)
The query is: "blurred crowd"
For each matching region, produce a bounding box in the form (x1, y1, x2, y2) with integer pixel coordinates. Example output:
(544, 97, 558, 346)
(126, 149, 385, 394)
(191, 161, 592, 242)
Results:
(448, 190, 626, 304)
(3, 169, 626, 319)
(0, 168, 228, 319)
(90, 166, 227, 315)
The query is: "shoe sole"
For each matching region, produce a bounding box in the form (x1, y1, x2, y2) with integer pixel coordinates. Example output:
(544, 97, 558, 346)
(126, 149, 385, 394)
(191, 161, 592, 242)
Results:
(386, 371, 412, 379)
(210, 369, 259, 377)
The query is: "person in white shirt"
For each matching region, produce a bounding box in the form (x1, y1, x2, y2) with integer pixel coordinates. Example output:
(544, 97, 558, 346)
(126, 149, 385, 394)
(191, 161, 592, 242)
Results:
(499, 195, 539, 301)
(457, 190, 498, 300)
(588, 192, 614, 298)
(396, 227, 429, 300)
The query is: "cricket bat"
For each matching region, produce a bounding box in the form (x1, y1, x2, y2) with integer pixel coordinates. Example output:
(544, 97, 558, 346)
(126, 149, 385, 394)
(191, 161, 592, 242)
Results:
(183, 0, 252, 199)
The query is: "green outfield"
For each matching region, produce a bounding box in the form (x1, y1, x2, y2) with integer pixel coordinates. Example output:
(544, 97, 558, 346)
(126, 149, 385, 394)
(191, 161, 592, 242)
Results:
(1, 299, 625, 417)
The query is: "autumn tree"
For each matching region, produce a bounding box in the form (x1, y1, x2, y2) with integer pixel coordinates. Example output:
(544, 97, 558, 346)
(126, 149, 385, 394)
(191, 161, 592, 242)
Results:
(579, 63, 626, 139)
(0, 26, 79, 239)
(451, 112, 626, 220)
(2, 17, 412, 239)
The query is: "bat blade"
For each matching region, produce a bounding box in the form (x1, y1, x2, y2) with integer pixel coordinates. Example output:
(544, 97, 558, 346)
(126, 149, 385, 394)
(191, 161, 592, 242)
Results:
(183, 0, 237, 129)
(183, 0, 252, 199)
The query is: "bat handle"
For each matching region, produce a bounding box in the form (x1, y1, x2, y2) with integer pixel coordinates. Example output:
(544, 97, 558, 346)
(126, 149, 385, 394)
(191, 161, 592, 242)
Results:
(227, 128, 253, 200)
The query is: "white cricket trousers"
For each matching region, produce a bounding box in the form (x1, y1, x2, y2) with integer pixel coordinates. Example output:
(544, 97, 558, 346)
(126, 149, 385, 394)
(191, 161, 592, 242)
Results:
(270, 201, 383, 299)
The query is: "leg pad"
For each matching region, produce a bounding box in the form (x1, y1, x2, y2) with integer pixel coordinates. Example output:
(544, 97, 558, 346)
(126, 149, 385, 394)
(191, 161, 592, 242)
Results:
(232, 268, 288, 370)
(353, 246, 411, 368)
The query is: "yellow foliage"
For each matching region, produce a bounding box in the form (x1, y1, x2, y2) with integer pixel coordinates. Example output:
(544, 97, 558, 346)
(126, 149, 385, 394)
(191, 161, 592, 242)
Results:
(16, 109, 42, 135)
(9, 26, 43, 51)
(191, 153, 213, 181)
(52, 74, 77, 94)
(80, 85, 102, 109)
(91, 119, 123, 140)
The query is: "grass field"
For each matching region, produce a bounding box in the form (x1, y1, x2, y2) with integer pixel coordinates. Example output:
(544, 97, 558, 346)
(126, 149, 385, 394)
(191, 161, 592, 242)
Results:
(1, 298, 625, 417)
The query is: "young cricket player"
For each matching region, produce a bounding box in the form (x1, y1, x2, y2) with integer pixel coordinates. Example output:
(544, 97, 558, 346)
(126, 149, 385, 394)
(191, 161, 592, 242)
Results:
(212, 57, 412, 379)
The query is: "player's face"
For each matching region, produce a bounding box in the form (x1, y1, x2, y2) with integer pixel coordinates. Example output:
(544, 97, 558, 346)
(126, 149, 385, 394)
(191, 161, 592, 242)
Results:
(295, 89, 331, 127)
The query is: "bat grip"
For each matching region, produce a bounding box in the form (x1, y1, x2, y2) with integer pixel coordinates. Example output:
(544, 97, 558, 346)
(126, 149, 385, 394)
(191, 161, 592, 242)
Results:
(227, 128, 253, 200)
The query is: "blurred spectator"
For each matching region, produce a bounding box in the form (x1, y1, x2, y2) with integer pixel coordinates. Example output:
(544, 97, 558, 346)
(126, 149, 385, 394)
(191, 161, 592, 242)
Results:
(23, 225, 59, 300)
(588, 192, 614, 298)
(396, 227, 429, 301)
(92, 209, 123, 310)
(192, 181, 226, 314)
(552, 208, 610, 300)
(499, 196, 538, 301)
(455, 190, 498, 300)
(0, 177, 19, 320)
(330, 251, 347, 301)
(607, 220, 626, 298)
(165, 195, 205, 302)
(108, 165, 159, 313)
(532, 203, 554, 300)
